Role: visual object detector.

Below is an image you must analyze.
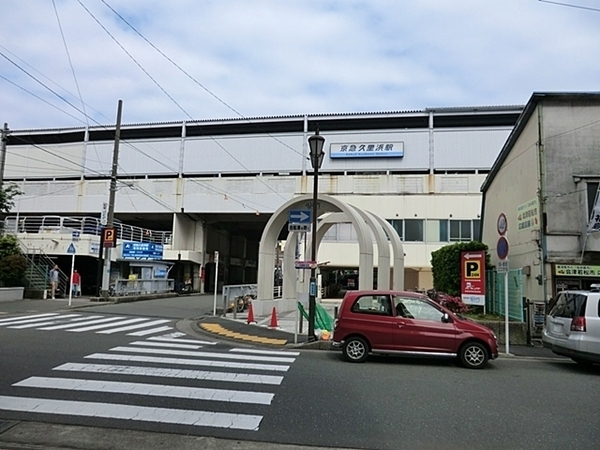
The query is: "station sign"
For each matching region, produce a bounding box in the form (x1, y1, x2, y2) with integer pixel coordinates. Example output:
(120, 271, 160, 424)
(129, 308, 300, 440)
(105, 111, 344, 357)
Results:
(122, 242, 163, 260)
(461, 250, 486, 306)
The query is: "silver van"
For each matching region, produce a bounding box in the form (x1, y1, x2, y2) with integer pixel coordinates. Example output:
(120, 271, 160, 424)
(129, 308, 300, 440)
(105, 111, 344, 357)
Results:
(542, 290, 600, 365)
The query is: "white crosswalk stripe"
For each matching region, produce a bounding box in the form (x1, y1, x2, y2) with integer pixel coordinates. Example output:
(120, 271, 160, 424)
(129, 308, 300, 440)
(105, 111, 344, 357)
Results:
(0, 313, 175, 337)
(0, 337, 300, 432)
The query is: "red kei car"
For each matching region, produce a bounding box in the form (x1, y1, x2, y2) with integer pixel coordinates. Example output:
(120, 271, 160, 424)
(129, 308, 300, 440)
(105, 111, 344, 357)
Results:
(332, 290, 498, 369)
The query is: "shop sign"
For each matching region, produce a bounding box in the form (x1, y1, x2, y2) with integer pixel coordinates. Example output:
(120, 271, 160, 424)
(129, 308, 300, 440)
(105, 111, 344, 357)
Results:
(555, 264, 600, 277)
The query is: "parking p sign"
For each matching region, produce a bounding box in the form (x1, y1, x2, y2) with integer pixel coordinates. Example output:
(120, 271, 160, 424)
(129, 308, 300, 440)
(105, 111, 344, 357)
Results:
(461, 251, 486, 305)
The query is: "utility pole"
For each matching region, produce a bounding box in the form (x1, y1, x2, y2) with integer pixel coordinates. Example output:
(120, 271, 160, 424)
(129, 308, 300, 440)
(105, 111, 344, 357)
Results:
(0, 123, 8, 188)
(100, 100, 123, 299)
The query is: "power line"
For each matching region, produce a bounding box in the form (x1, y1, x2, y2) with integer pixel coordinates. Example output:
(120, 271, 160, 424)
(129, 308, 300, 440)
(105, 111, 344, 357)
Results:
(538, 0, 600, 12)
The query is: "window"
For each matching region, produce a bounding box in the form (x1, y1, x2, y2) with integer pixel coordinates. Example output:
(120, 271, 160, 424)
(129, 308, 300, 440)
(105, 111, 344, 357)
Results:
(351, 295, 392, 316)
(549, 293, 587, 318)
(404, 219, 424, 242)
(389, 219, 403, 240)
(587, 182, 599, 219)
(450, 220, 472, 241)
(394, 296, 444, 321)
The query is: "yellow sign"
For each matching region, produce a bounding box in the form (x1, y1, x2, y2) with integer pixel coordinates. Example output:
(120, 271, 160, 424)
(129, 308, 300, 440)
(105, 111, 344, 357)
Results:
(517, 199, 539, 231)
(555, 264, 600, 277)
(464, 260, 481, 279)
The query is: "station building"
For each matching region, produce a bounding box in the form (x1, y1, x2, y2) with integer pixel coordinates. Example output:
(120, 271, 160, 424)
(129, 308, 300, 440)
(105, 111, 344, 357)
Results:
(2, 106, 522, 295)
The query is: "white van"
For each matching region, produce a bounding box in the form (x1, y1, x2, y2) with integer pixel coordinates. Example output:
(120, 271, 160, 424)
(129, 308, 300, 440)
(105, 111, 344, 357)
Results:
(542, 290, 600, 365)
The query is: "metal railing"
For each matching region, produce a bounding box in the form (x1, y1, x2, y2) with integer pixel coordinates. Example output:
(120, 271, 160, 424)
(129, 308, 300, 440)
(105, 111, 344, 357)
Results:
(17, 241, 69, 296)
(4, 215, 172, 245)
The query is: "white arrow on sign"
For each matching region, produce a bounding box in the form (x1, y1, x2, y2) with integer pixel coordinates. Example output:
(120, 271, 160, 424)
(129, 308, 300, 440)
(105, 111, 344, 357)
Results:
(290, 210, 310, 223)
(463, 252, 481, 259)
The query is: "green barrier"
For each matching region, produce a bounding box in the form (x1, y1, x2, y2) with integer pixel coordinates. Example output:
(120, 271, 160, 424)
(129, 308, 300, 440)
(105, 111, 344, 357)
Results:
(297, 302, 333, 332)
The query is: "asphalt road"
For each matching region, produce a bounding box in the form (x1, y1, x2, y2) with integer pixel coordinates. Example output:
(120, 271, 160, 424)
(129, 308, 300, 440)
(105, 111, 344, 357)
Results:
(0, 298, 599, 450)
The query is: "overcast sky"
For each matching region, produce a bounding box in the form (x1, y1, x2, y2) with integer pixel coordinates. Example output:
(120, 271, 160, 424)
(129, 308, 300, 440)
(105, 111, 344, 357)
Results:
(1, 0, 599, 130)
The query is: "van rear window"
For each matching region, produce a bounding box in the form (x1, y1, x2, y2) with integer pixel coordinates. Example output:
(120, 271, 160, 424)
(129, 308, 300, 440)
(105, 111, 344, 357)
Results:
(549, 293, 587, 318)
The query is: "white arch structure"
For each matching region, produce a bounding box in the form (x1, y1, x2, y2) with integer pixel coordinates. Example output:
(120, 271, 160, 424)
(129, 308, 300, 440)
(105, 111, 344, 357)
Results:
(255, 194, 404, 315)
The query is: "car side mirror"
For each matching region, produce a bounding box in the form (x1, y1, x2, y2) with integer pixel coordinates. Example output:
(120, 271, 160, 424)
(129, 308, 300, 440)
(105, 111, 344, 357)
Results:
(441, 313, 451, 323)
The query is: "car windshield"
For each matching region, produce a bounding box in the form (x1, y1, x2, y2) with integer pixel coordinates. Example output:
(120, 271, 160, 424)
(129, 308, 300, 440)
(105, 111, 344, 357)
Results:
(548, 292, 587, 318)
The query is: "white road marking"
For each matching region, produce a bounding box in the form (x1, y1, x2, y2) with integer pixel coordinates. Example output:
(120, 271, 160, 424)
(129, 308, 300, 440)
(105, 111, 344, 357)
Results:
(8, 315, 89, 329)
(109, 346, 297, 363)
(0, 313, 59, 324)
(128, 341, 202, 350)
(0, 314, 65, 327)
(86, 353, 290, 372)
(68, 318, 150, 332)
(39, 316, 126, 330)
(54, 362, 284, 385)
(96, 319, 171, 334)
(229, 348, 301, 356)
(127, 326, 173, 336)
(0, 395, 262, 430)
(146, 336, 217, 345)
(14, 377, 275, 405)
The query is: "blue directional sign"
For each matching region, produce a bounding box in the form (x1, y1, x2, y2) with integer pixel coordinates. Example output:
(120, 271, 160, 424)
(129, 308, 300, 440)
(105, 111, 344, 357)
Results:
(289, 209, 311, 224)
(288, 209, 312, 233)
(122, 242, 164, 260)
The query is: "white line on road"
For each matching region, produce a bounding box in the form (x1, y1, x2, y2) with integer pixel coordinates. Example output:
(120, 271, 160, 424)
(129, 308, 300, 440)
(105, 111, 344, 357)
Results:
(85, 353, 290, 372)
(109, 346, 297, 363)
(146, 336, 217, 345)
(8, 314, 88, 329)
(96, 319, 171, 334)
(0, 314, 65, 327)
(0, 313, 59, 325)
(127, 326, 173, 336)
(68, 318, 150, 332)
(14, 377, 275, 405)
(128, 341, 203, 350)
(0, 395, 262, 430)
(229, 348, 301, 356)
(39, 316, 126, 330)
(53, 362, 284, 385)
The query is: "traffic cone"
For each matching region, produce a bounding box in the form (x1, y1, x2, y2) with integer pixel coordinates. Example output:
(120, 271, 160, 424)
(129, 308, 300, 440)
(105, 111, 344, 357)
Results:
(269, 307, 279, 328)
(247, 302, 256, 324)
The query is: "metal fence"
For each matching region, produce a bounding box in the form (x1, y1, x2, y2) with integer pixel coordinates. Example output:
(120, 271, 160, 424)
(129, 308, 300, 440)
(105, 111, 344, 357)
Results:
(485, 268, 524, 321)
(4, 215, 172, 245)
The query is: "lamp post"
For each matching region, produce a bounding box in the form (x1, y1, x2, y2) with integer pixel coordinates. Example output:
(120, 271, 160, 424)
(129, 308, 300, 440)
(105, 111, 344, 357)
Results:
(307, 128, 325, 341)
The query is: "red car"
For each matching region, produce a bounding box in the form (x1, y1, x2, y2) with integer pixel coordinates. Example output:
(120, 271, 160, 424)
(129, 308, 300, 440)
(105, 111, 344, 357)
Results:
(332, 290, 498, 369)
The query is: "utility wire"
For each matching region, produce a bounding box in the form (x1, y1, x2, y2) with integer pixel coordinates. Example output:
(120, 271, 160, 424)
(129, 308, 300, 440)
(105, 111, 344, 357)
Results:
(99, 0, 305, 160)
(76, 0, 288, 201)
(538, 0, 600, 12)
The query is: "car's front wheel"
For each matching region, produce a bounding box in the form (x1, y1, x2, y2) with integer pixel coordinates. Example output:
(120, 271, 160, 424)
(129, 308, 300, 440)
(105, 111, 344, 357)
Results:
(342, 336, 369, 363)
(459, 342, 489, 369)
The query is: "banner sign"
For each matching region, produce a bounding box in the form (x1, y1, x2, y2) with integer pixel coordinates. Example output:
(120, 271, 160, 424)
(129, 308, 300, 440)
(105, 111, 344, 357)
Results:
(461, 250, 486, 305)
(517, 199, 539, 231)
(329, 142, 404, 159)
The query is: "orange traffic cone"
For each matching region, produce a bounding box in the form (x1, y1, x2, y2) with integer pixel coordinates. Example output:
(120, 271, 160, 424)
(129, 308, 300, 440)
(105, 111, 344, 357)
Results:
(247, 302, 256, 324)
(269, 307, 279, 328)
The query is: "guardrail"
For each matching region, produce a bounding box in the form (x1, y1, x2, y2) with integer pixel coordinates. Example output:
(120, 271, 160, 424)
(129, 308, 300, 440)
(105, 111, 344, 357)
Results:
(4, 215, 172, 245)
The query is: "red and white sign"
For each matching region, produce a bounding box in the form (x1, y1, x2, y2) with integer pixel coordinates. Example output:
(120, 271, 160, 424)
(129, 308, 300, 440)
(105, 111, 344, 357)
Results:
(461, 251, 486, 306)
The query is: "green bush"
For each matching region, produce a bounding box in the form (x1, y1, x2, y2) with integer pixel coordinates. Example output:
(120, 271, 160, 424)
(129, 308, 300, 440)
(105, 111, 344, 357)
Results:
(431, 242, 490, 296)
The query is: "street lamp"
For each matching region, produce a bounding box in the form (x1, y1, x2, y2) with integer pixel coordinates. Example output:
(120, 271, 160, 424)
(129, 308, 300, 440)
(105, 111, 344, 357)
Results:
(307, 128, 325, 341)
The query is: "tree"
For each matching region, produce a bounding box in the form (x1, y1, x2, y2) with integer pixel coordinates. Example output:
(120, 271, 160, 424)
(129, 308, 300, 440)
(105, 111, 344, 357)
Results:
(0, 183, 22, 214)
(0, 234, 27, 286)
(430, 241, 490, 296)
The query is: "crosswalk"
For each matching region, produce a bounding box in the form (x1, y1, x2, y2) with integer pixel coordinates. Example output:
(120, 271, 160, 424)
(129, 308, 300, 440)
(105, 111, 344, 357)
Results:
(0, 312, 174, 336)
(0, 333, 300, 431)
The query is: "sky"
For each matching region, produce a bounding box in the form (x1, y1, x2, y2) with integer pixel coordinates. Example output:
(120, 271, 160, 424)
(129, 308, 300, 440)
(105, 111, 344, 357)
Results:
(1, 0, 599, 131)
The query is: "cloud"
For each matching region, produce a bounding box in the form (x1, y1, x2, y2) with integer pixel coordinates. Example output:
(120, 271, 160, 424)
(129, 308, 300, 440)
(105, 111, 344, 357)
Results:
(1, 0, 599, 129)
